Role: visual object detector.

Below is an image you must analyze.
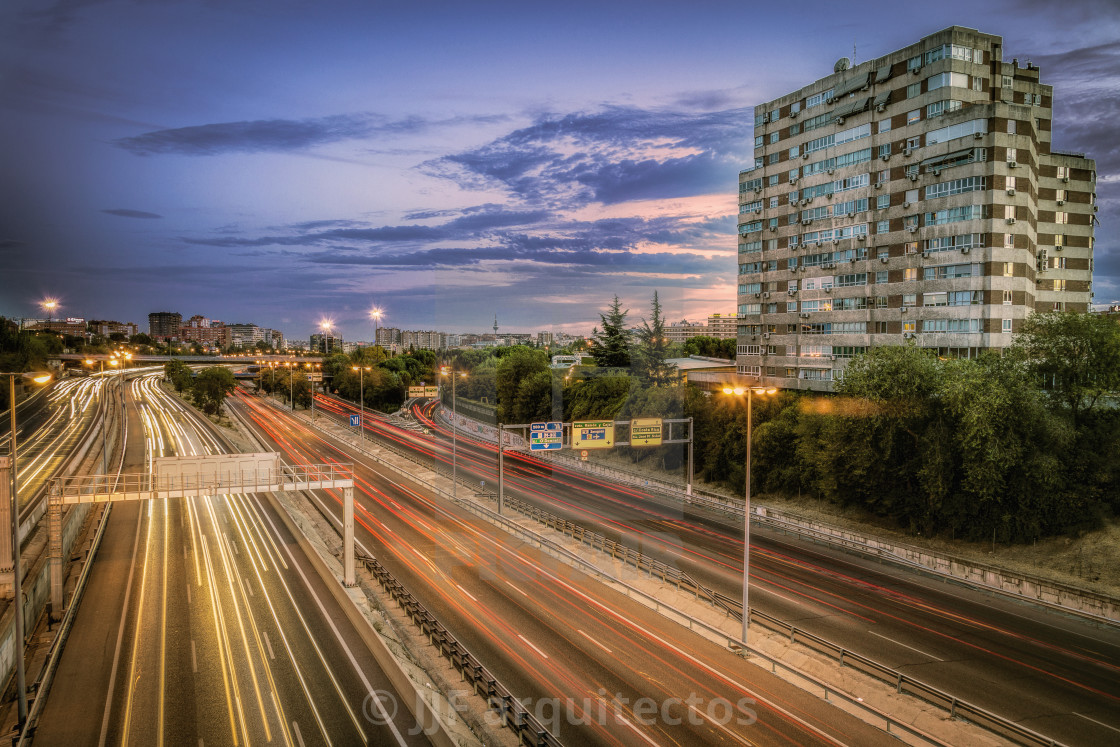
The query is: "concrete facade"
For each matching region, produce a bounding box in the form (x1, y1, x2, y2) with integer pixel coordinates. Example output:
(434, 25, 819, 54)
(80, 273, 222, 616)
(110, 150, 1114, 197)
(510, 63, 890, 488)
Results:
(737, 26, 1097, 390)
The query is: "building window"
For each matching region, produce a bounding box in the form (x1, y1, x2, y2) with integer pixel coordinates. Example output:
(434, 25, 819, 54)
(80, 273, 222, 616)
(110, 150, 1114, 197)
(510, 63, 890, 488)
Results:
(1006, 147, 1017, 162)
(879, 118, 892, 134)
(1054, 278, 1067, 292)
(1008, 120, 1017, 134)
(877, 194, 890, 209)
(905, 241, 918, 254)
(790, 123, 801, 135)
(973, 76, 984, 91)
(876, 321, 889, 334)
(770, 132, 780, 144)
(1003, 262, 1013, 277)
(903, 320, 916, 332)
(1003, 319, 1012, 333)
(1005, 233, 1015, 248)
(769, 174, 779, 186)
(878, 143, 891, 159)
(1005, 205, 1017, 220)
(877, 220, 890, 233)
(876, 296, 888, 308)
(1053, 256, 1066, 269)
(907, 82, 921, 98)
(1055, 211, 1068, 224)
(1054, 233, 1064, 247)
(876, 271, 888, 283)
(1056, 166, 1070, 180)
(907, 109, 921, 124)
(907, 135, 922, 150)
(754, 135, 764, 147)
(1002, 75, 1013, 88)
(1003, 290, 1013, 305)
(1006, 176, 1016, 192)
(904, 268, 918, 282)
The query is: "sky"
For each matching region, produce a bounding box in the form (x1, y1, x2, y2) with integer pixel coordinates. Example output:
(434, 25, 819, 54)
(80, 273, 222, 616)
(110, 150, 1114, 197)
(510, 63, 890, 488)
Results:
(2, 0, 1118, 342)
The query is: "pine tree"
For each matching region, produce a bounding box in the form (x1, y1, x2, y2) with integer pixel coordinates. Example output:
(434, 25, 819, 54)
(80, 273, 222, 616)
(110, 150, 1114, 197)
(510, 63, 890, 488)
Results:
(635, 291, 676, 386)
(588, 296, 631, 368)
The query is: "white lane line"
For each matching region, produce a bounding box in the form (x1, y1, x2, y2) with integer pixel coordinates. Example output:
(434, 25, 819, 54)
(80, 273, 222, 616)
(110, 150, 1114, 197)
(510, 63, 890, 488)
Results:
(292, 721, 306, 747)
(1075, 712, 1120, 735)
(689, 705, 754, 746)
(224, 532, 238, 554)
(186, 583, 191, 605)
(616, 712, 660, 747)
(456, 584, 478, 602)
(518, 634, 549, 660)
(245, 578, 254, 596)
(867, 630, 944, 661)
(505, 580, 528, 597)
(184, 545, 188, 560)
(191, 640, 198, 673)
(576, 629, 612, 654)
(263, 631, 276, 660)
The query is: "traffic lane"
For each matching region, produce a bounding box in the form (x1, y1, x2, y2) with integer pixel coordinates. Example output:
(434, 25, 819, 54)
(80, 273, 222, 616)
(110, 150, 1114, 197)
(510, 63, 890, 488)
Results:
(242, 397, 894, 747)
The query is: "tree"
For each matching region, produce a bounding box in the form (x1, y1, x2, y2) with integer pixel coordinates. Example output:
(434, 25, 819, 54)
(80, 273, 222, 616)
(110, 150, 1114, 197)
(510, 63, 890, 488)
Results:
(1012, 311, 1120, 426)
(164, 359, 193, 393)
(495, 347, 549, 422)
(679, 335, 736, 360)
(191, 367, 237, 416)
(588, 296, 631, 368)
(633, 291, 676, 387)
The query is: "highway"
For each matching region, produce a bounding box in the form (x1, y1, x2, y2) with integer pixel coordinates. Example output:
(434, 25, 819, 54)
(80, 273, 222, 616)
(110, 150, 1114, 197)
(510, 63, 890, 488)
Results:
(233, 389, 901, 746)
(35, 375, 431, 746)
(315, 392, 1120, 747)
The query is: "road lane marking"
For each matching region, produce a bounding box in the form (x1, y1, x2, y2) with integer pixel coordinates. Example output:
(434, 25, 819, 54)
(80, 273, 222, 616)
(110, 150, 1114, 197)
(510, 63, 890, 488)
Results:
(292, 721, 306, 747)
(615, 712, 661, 747)
(186, 583, 191, 605)
(688, 705, 754, 746)
(505, 580, 528, 597)
(1075, 712, 1120, 735)
(577, 629, 612, 654)
(867, 630, 944, 661)
(263, 631, 276, 660)
(518, 634, 549, 659)
(456, 584, 478, 602)
(191, 640, 198, 673)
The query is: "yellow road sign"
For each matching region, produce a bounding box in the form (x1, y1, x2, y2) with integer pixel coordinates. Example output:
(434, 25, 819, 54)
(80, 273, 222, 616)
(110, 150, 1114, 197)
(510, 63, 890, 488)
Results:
(630, 418, 663, 446)
(572, 420, 614, 449)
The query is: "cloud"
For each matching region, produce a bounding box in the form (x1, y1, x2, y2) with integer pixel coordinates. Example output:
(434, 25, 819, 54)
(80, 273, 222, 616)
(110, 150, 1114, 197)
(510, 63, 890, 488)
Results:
(424, 105, 753, 206)
(102, 208, 162, 219)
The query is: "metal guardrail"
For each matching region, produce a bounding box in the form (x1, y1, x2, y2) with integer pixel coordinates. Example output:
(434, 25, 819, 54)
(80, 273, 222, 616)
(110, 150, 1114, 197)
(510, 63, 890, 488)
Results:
(356, 550, 564, 747)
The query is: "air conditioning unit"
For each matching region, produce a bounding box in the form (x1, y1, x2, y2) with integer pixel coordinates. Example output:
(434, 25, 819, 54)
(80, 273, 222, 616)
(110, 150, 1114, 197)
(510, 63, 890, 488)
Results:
(815, 240, 823, 247)
(908, 226, 918, 233)
(790, 110, 799, 119)
(825, 192, 834, 199)
(1007, 188, 1016, 195)
(787, 289, 795, 296)
(850, 256, 858, 262)
(832, 238, 841, 245)
(902, 148, 912, 157)
(880, 153, 890, 162)
(922, 250, 930, 258)
(903, 201, 911, 208)
(789, 177, 798, 185)
(763, 291, 771, 299)
(1007, 217, 1017, 224)
(933, 168, 941, 176)
(875, 181, 884, 189)
(962, 247, 971, 254)
(857, 235, 867, 241)
(903, 332, 916, 339)
(1061, 176, 1070, 183)
(911, 67, 921, 75)
(908, 173, 918, 181)
(799, 313, 810, 319)
(827, 169, 835, 175)
(755, 186, 763, 193)
(974, 132, 984, 139)
(848, 211, 856, 218)
(880, 256, 889, 263)
(803, 152, 810, 160)
(770, 226, 777, 232)
(877, 104, 886, 113)
(1054, 245, 1063, 252)
(802, 219, 812, 225)
(763, 332, 771, 339)
(1008, 161, 1018, 168)
(824, 287, 832, 293)
(1057, 199, 1064, 205)
(798, 266, 806, 272)
(830, 355, 837, 361)
(900, 307, 908, 314)
(836, 117, 845, 125)
(755, 292, 762, 298)
(755, 207, 762, 213)
(825, 263, 836, 269)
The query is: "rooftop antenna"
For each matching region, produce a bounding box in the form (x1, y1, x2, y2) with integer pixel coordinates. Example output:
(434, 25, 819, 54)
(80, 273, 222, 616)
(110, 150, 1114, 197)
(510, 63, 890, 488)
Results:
(853, 41, 857, 64)
(493, 313, 499, 337)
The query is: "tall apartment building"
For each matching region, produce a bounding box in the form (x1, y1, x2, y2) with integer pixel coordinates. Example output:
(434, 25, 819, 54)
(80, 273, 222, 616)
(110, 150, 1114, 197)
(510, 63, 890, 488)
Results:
(148, 311, 182, 341)
(737, 26, 1096, 391)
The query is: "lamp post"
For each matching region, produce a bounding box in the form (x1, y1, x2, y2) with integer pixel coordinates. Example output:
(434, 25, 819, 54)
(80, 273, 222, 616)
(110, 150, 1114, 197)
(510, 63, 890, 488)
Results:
(369, 307, 383, 351)
(723, 384, 777, 647)
(39, 298, 59, 328)
(306, 362, 321, 420)
(5, 371, 52, 728)
(285, 362, 294, 409)
(351, 366, 370, 439)
(439, 366, 467, 500)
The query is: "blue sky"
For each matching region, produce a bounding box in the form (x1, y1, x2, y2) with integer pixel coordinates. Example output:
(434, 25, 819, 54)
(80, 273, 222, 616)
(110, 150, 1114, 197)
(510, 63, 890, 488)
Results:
(2, 0, 1118, 342)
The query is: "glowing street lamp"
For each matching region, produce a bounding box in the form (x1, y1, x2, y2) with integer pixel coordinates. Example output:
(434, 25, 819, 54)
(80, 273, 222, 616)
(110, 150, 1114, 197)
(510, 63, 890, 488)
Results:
(722, 384, 778, 647)
(39, 298, 59, 326)
(369, 307, 383, 349)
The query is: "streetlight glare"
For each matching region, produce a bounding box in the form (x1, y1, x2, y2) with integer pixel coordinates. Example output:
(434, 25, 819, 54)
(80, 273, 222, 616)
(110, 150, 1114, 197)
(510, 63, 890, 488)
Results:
(31, 374, 52, 384)
(369, 307, 383, 320)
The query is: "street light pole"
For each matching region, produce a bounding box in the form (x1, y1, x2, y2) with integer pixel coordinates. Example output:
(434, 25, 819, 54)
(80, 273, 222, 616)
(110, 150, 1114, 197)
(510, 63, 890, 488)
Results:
(440, 366, 466, 500)
(723, 384, 777, 647)
(352, 366, 370, 440)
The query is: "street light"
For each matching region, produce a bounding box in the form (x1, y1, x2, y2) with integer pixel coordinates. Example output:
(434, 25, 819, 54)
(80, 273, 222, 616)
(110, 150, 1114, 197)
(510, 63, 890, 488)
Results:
(305, 362, 321, 420)
(284, 362, 294, 409)
(84, 359, 109, 476)
(722, 384, 778, 647)
(351, 366, 371, 440)
(369, 307, 383, 351)
(5, 370, 52, 728)
(439, 366, 467, 500)
(39, 298, 59, 327)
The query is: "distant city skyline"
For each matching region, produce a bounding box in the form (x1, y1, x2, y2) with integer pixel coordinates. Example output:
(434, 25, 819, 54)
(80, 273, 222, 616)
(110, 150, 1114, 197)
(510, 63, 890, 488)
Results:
(2, 1, 1116, 341)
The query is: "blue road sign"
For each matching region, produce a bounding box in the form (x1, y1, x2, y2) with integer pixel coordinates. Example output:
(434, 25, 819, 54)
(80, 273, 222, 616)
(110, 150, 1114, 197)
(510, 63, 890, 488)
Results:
(350, 414, 360, 427)
(529, 421, 563, 451)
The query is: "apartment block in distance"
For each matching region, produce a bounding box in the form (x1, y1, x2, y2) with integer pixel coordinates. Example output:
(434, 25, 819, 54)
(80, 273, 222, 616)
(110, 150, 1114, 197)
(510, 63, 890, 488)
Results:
(737, 26, 1097, 391)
